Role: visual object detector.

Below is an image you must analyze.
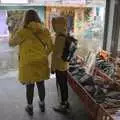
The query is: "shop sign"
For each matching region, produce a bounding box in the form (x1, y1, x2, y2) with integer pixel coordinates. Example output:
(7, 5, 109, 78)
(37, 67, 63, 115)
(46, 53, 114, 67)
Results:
(1, 0, 28, 3)
(62, 0, 86, 4)
(44, 0, 61, 4)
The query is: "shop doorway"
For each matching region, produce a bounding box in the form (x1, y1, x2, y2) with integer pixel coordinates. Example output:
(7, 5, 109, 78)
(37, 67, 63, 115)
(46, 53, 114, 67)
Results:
(61, 9, 75, 34)
(45, 7, 75, 34)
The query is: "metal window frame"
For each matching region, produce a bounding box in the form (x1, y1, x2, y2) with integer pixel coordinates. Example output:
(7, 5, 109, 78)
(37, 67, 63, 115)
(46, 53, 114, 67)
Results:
(110, 0, 120, 57)
(103, 0, 110, 50)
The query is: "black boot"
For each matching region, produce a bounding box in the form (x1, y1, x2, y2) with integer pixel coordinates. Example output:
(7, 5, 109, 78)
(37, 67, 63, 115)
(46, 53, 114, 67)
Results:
(53, 102, 70, 114)
(25, 105, 33, 116)
(39, 101, 45, 112)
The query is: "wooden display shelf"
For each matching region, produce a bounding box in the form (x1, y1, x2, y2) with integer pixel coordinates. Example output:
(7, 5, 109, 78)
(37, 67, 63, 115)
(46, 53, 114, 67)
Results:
(67, 72, 115, 120)
(94, 67, 113, 82)
(96, 105, 114, 120)
(68, 72, 98, 120)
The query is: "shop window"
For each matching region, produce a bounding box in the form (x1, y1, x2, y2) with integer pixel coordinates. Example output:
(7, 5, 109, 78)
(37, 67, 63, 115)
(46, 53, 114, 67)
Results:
(7, 10, 25, 33)
(0, 10, 9, 37)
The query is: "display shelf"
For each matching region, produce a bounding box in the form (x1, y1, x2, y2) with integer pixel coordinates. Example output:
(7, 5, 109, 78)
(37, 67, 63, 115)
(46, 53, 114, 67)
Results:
(68, 72, 98, 120)
(96, 105, 114, 120)
(68, 72, 114, 120)
(94, 67, 113, 82)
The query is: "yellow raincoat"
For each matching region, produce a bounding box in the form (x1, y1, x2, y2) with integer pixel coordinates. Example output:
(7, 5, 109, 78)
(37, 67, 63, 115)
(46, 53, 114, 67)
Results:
(9, 22, 53, 84)
(52, 17, 69, 71)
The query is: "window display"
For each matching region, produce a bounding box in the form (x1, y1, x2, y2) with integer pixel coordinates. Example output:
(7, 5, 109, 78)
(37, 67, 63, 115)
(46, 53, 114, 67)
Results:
(0, 10, 9, 37)
(7, 10, 25, 33)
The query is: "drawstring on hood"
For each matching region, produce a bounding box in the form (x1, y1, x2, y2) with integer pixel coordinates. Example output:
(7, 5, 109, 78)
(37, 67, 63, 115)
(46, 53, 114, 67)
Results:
(27, 21, 45, 33)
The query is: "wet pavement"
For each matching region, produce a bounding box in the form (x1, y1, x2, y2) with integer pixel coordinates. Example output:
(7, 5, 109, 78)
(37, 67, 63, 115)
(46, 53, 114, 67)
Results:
(0, 37, 17, 75)
(0, 37, 90, 120)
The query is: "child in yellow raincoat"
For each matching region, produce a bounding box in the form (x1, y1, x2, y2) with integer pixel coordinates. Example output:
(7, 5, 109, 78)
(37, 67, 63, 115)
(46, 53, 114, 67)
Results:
(9, 9, 53, 115)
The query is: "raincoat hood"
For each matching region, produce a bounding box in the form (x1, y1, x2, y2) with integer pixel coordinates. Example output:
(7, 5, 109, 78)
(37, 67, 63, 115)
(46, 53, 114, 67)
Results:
(25, 21, 52, 46)
(27, 21, 45, 33)
(52, 17, 67, 34)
